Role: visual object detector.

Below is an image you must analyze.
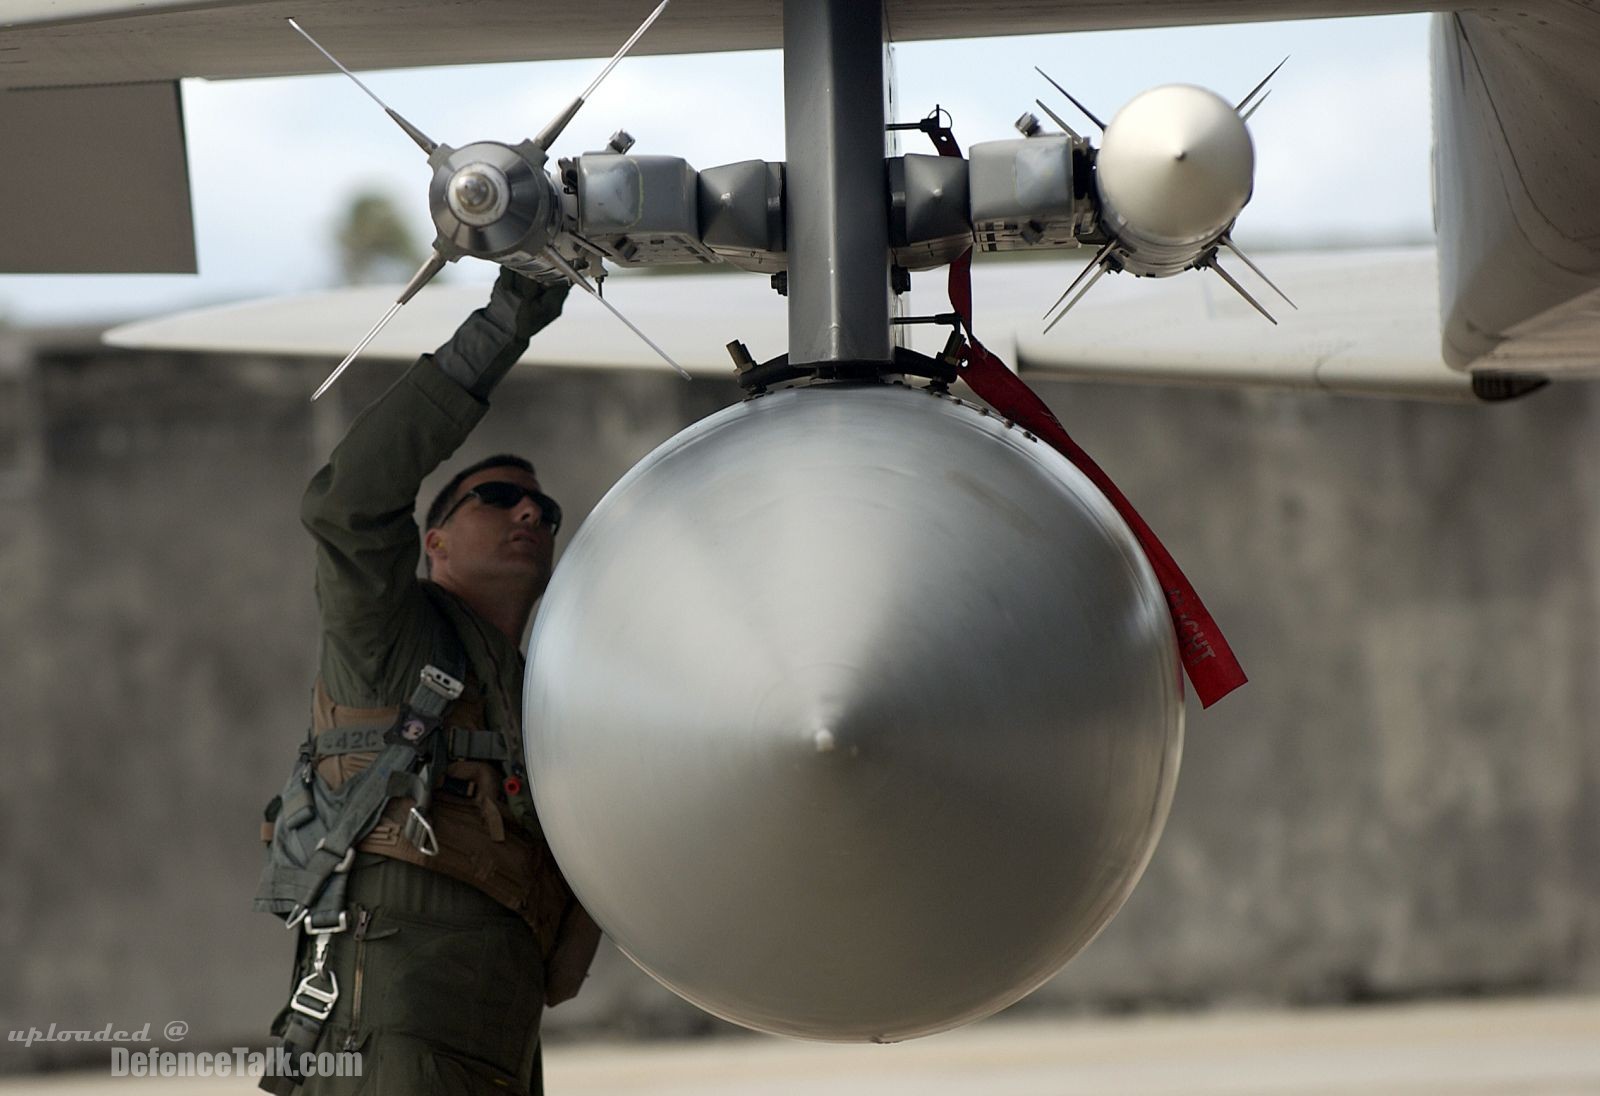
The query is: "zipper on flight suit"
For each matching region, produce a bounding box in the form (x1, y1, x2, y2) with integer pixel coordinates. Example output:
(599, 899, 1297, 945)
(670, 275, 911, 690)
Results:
(341, 907, 372, 1052)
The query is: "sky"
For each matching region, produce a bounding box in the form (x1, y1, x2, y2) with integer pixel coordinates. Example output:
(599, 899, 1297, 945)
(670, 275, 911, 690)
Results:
(0, 12, 1433, 327)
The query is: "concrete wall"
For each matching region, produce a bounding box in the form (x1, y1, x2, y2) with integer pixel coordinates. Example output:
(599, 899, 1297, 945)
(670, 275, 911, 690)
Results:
(2, 337, 1596, 1069)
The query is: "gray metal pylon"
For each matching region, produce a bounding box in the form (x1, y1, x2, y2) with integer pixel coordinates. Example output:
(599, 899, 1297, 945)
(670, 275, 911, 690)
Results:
(783, 0, 893, 367)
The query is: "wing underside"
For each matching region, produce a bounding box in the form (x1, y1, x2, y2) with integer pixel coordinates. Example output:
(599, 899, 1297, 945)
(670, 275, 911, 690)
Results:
(10, 0, 1600, 384)
(4, 2, 1437, 85)
(0, 82, 195, 273)
(106, 248, 1511, 401)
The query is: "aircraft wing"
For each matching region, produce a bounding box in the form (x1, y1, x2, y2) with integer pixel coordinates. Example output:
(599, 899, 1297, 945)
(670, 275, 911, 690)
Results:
(9, 1, 1600, 383)
(2, 2, 1425, 84)
(105, 247, 1511, 401)
(2, 0, 1413, 276)
(104, 275, 783, 379)
(980, 249, 1491, 401)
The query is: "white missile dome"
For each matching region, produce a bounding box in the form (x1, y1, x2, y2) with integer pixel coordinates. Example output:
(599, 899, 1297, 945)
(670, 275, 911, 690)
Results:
(1096, 83, 1255, 245)
(524, 383, 1183, 1042)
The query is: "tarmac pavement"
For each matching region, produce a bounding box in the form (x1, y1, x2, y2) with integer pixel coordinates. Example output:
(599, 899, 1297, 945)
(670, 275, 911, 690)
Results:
(2, 995, 1595, 1095)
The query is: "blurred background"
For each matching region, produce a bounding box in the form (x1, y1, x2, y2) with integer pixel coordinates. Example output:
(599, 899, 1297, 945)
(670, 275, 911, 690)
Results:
(1, 11, 1596, 1092)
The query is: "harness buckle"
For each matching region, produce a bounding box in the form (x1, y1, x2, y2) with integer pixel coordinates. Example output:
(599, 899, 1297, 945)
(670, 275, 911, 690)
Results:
(309, 839, 357, 872)
(419, 666, 464, 703)
(403, 807, 440, 857)
(289, 920, 343, 1021)
(289, 969, 339, 1022)
(304, 910, 348, 935)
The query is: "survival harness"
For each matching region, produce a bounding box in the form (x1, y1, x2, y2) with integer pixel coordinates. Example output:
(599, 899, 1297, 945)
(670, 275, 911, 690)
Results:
(252, 624, 469, 1094)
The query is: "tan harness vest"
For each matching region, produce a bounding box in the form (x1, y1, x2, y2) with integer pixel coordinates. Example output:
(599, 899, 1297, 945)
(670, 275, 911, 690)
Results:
(304, 676, 599, 1005)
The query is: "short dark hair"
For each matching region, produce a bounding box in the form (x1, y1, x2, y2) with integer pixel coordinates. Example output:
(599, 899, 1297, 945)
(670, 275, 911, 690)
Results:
(424, 453, 537, 530)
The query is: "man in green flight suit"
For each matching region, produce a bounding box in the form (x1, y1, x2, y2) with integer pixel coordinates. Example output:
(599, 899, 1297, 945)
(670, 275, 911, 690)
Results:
(277, 269, 597, 1095)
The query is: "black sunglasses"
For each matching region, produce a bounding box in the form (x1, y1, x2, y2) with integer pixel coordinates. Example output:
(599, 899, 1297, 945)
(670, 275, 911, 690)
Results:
(441, 482, 562, 534)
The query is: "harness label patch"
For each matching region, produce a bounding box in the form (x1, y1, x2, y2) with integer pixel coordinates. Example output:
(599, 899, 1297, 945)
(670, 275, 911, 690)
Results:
(317, 727, 385, 754)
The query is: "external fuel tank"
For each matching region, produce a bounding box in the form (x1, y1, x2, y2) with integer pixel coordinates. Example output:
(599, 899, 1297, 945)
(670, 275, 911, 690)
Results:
(525, 382, 1183, 1041)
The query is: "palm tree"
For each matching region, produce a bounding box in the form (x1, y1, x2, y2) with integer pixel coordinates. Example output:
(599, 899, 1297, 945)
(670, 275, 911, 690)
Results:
(335, 191, 425, 285)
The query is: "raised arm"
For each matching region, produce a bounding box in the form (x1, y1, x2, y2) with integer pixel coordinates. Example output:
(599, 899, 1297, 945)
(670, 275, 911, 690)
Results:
(301, 272, 569, 704)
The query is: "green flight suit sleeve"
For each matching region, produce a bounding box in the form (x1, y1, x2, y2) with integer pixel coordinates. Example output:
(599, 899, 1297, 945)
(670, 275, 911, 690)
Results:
(302, 273, 569, 705)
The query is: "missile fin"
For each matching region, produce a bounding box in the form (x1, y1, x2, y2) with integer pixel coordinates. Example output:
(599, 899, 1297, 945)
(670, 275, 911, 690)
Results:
(543, 247, 691, 379)
(1033, 98, 1082, 141)
(311, 251, 449, 400)
(1035, 66, 1106, 131)
(1208, 259, 1278, 325)
(1041, 240, 1117, 321)
(288, 18, 438, 154)
(535, 0, 672, 149)
(1241, 89, 1272, 124)
(1221, 235, 1297, 310)
(1043, 259, 1111, 334)
(1235, 56, 1289, 115)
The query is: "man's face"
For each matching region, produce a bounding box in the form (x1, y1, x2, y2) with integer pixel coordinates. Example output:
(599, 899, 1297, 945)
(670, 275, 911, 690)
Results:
(426, 465, 556, 597)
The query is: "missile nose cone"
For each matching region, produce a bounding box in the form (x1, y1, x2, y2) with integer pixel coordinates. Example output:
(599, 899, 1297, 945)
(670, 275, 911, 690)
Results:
(1095, 83, 1254, 245)
(453, 171, 494, 211)
(444, 161, 510, 226)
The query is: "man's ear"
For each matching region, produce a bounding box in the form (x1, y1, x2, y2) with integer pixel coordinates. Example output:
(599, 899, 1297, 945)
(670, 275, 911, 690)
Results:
(424, 528, 447, 563)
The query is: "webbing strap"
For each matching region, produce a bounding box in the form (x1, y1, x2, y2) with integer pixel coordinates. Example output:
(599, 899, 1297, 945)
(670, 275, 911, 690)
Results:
(313, 724, 508, 763)
(259, 1012, 320, 1095)
(421, 581, 469, 686)
(286, 603, 466, 918)
(926, 122, 1247, 709)
(447, 727, 509, 763)
(286, 737, 427, 921)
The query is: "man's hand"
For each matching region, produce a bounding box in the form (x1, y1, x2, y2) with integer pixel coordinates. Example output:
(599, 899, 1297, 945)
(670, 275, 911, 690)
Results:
(432, 270, 572, 400)
(497, 268, 573, 341)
